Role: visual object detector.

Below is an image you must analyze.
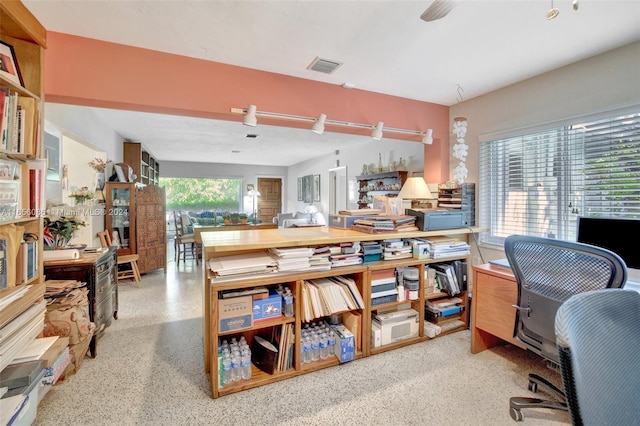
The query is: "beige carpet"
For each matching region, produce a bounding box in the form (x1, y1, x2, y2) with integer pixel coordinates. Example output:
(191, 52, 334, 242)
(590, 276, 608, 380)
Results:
(33, 254, 570, 426)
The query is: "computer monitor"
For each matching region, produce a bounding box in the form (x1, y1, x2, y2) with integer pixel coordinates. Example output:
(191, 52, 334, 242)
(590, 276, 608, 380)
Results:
(577, 216, 640, 283)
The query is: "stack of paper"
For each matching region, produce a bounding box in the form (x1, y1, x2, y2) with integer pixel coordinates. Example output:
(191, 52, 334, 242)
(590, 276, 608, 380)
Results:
(269, 247, 314, 271)
(301, 276, 365, 322)
(208, 252, 277, 277)
(422, 236, 470, 258)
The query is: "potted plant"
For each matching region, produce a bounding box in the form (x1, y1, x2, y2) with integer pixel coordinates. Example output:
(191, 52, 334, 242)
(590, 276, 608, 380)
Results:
(230, 213, 239, 224)
(239, 213, 247, 224)
(44, 216, 87, 248)
(222, 213, 231, 225)
(69, 187, 94, 205)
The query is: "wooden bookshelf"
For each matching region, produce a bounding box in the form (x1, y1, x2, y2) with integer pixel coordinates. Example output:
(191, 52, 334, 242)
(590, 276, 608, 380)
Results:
(202, 227, 479, 398)
(123, 141, 160, 186)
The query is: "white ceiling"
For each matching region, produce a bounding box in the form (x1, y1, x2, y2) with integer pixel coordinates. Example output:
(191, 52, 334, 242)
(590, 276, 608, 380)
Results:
(23, 0, 640, 166)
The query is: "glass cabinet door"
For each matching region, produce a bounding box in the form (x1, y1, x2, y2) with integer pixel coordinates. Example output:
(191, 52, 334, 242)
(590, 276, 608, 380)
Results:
(107, 183, 136, 255)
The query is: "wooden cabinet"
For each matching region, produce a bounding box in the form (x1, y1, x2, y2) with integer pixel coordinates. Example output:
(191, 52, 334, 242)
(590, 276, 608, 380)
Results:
(135, 184, 166, 274)
(355, 171, 407, 208)
(471, 263, 525, 354)
(105, 182, 136, 256)
(105, 182, 166, 273)
(123, 141, 160, 186)
(44, 247, 118, 358)
(202, 227, 477, 398)
(0, 0, 47, 371)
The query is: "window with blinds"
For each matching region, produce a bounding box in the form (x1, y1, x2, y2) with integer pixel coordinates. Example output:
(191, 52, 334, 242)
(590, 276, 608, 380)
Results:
(479, 109, 640, 246)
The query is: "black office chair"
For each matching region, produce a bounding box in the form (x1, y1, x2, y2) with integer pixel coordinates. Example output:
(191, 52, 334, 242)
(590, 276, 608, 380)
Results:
(505, 235, 627, 422)
(555, 289, 640, 426)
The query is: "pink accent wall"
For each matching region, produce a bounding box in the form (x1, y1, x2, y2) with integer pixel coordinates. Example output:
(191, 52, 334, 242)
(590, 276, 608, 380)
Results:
(44, 31, 450, 182)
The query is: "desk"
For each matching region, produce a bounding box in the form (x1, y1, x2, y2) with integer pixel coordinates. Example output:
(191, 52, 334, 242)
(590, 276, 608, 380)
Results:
(193, 223, 277, 244)
(471, 263, 525, 354)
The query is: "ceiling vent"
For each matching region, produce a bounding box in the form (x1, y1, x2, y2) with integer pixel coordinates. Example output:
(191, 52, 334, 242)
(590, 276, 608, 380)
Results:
(307, 57, 343, 74)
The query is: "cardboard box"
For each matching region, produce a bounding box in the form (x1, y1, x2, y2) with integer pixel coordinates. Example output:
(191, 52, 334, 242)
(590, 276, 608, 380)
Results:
(253, 293, 282, 321)
(328, 214, 371, 229)
(331, 324, 355, 363)
(218, 295, 253, 332)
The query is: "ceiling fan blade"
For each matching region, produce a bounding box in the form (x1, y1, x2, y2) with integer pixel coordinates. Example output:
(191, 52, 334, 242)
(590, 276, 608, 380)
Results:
(420, 0, 457, 22)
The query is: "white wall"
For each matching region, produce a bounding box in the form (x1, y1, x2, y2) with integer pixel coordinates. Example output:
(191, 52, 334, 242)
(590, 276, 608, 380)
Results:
(287, 137, 425, 217)
(450, 41, 640, 263)
(45, 103, 124, 203)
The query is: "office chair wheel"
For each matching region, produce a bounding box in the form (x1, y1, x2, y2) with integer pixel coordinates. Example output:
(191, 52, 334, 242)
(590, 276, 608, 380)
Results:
(528, 381, 538, 393)
(510, 407, 524, 422)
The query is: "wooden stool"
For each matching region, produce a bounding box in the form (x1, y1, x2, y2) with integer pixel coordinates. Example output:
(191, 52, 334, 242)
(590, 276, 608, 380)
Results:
(97, 231, 141, 286)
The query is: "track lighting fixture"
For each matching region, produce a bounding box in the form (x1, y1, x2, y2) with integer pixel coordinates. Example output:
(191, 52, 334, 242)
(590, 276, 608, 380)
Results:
(311, 113, 326, 135)
(422, 129, 433, 145)
(243, 104, 257, 126)
(232, 106, 429, 142)
(371, 121, 384, 140)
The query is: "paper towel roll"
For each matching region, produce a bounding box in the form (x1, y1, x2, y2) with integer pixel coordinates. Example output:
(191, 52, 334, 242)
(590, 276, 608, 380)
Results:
(43, 249, 81, 261)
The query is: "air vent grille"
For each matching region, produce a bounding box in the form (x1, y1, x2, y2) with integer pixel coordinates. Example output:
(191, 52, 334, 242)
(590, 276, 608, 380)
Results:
(307, 57, 343, 74)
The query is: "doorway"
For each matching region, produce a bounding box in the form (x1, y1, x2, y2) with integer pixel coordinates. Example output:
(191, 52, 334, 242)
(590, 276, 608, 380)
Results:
(328, 166, 348, 214)
(257, 177, 282, 224)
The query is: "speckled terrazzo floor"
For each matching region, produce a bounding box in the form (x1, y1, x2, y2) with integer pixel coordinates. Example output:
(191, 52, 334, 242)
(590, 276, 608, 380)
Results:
(32, 248, 570, 426)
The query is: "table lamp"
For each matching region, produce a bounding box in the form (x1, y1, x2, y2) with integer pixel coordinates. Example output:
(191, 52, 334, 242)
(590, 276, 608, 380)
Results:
(304, 204, 319, 224)
(247, 188, 261, 224)
(398, 177, 434, 210)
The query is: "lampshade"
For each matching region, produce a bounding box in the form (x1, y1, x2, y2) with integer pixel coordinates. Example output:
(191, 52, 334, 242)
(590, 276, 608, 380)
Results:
(312, 113, 326, 134)
(304, 204, 318, 214)
(398, 177, 433, 200)
(247, 189, 261, 197)
(422, 129, 433, 145)
(243, 104, 257, 126)
(371, 121, 384, 140)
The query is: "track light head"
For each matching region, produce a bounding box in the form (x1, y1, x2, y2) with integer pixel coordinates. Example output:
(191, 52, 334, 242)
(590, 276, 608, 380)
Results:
(371, 121, 384, 140)
(243, 104, 257, 126)
(312, 113, 326, 135)
(422, 129, 434, 145)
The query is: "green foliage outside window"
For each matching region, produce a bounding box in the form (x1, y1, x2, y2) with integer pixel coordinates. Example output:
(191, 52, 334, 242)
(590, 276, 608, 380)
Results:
(160, 177, 241, 211)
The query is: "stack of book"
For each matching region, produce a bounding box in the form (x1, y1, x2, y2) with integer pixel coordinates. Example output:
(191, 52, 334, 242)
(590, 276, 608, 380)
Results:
(425, 297, 465, 324)
(269, 247, 314, 271)
(208, 251, 277, 277)
(382, 239, 412, 261)
(338, 209, 384, 216)
(329, 244, 363, 267)
(422, 236, 470, 259)
(370, 269, 398, 305)
(308, 246, 332, 271)
(351, 215, 418, 234)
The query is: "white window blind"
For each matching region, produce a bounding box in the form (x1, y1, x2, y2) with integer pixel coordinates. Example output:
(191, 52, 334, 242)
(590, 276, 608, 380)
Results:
(479, 110, 640, 246)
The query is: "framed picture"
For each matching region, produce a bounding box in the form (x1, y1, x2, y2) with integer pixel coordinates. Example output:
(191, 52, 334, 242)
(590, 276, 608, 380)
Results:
(0, 40, 23, 87)
(114, 164, 127, 182)
(0, 161, 16, 180)
(303, 175, 312, 203)
(43, 130, 61, 181)
(297, 177, 303, 201)
(313, 174, 320, 202)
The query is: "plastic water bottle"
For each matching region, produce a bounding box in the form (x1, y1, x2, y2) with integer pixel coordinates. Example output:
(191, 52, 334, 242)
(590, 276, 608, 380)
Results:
(311, 332, 320, 362)
(223, 353, 232, 385)
(284, 291, 294, 317)
(231, 349, 241, 381)
(327, 331, 336, 357)
(303, 335, 312, 364)
(241, 347, 252, 380)
(319, 332, 328, 359)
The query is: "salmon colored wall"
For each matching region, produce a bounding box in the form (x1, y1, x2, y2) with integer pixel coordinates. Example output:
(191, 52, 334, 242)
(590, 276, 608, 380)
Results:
(44, 32, 450, 182)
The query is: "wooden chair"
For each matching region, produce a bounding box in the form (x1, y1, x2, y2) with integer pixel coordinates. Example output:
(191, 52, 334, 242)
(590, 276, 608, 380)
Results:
(174, 211, 199, 265)
(97, 231, 141, 286)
